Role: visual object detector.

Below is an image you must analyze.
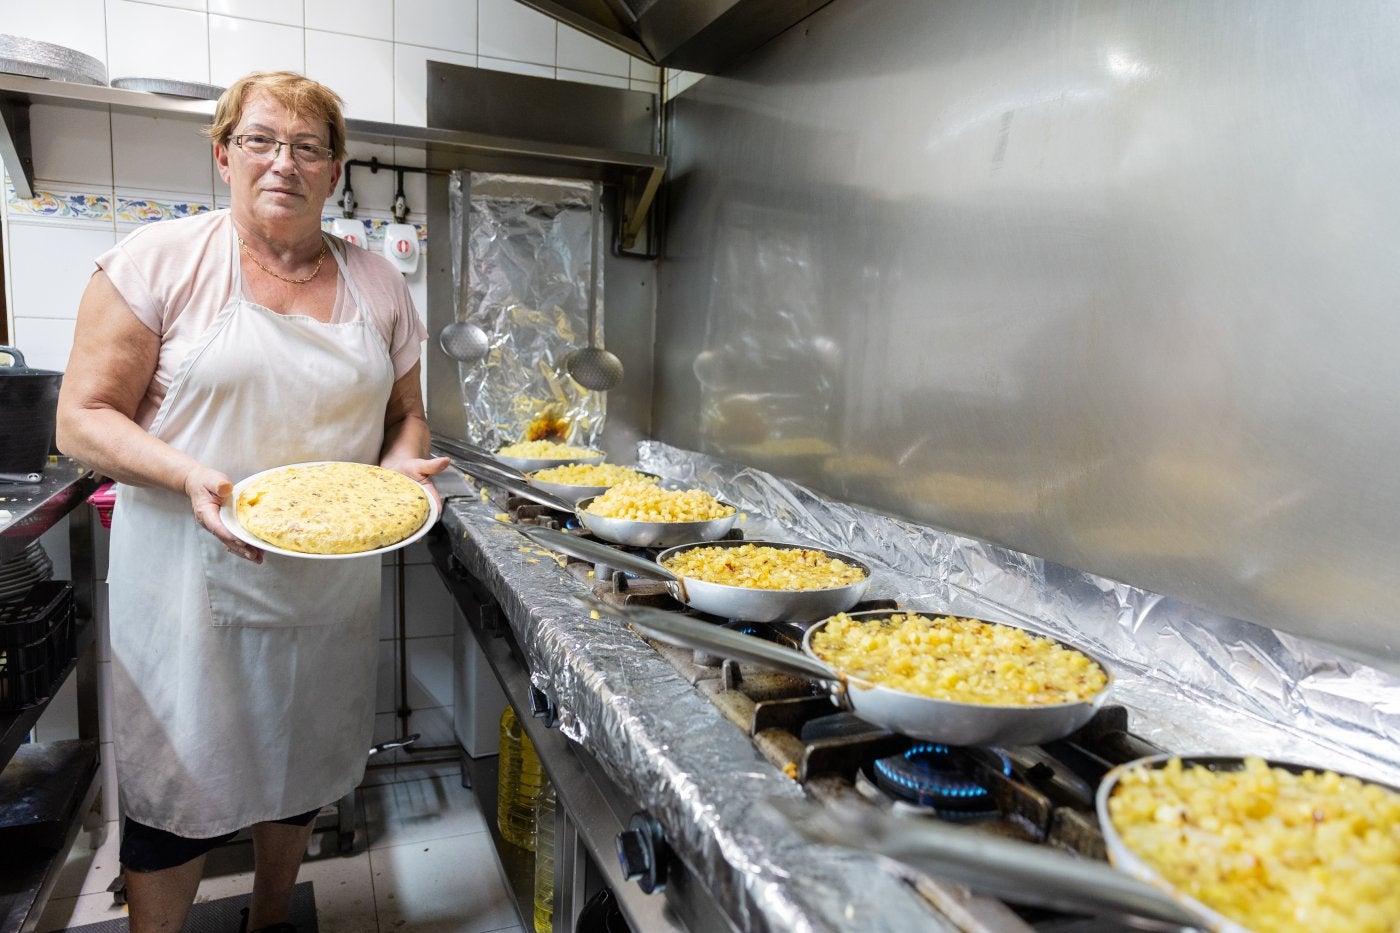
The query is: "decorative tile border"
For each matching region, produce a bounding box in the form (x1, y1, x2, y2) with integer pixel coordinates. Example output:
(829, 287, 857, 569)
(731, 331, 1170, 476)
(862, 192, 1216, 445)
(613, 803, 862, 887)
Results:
(5, 184, 113, 222)
(5, 181, 427, 247)
(116, 196, 213, 225)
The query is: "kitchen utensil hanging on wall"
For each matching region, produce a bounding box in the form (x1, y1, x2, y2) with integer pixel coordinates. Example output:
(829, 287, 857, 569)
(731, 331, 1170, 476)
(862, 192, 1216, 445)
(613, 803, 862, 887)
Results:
(564, 183, 624, 391)
(439, 172, 490, 364)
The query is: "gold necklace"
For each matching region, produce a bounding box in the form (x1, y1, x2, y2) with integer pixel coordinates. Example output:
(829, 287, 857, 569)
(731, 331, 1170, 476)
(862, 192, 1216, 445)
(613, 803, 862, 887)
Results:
(238, 235, 328, 285)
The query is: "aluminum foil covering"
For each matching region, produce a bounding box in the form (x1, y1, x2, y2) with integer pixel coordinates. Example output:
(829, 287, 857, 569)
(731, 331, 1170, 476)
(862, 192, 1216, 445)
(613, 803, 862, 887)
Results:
(439, 443, 1400, 932)
(441, 494, 958, 933)
(447, 172, 605, 449)
(0, 35, 106, 86)
(638, 441, 1400, 787)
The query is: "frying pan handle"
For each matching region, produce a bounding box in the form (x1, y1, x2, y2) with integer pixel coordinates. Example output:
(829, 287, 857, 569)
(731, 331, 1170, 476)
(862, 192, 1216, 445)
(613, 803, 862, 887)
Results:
(515, 525, 678, 581)
(583, 595, 841, 685)
(452, 461, 574, 512)
(771, 798, 1207, 930)
(431, 440, 529, 481)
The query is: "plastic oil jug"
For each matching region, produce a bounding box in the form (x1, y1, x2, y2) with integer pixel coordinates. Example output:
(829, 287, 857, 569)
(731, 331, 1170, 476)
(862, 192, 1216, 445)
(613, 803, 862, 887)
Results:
(497, 705, 542, 850)
(533, 777, 556, 932)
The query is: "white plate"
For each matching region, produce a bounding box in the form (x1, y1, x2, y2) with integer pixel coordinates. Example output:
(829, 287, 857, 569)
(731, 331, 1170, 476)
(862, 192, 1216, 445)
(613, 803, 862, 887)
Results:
(219, 461, 441, 560)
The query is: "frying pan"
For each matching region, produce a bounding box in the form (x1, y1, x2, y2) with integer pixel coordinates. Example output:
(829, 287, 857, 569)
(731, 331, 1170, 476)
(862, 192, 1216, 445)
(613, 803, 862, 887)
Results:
(586, 599, 1111, 746)
(529, 471, 664, 507)
(1097, 754, 1400, 933)
(574, 492, 739, 546)
(519, 526, 871, 622)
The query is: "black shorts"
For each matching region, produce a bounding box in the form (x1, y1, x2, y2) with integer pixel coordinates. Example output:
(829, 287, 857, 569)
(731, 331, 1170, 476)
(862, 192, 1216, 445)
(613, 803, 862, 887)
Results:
(120, 807, 322, 873)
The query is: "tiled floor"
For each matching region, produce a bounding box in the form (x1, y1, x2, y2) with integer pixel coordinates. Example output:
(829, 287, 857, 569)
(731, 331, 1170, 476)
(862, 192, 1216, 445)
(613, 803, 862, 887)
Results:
(36, 763, 523, 933)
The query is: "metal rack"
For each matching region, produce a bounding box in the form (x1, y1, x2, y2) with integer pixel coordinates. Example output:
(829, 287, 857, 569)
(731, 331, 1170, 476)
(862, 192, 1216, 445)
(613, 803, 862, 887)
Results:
(0, 458, 102, 933)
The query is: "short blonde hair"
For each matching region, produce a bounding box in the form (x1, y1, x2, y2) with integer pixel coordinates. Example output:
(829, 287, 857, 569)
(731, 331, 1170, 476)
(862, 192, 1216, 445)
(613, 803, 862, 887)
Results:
(204, 71, 347, 161)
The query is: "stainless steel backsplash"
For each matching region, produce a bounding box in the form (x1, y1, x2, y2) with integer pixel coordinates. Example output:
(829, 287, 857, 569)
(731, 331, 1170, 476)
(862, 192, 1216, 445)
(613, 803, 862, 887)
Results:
(653, 0, 1400, 672)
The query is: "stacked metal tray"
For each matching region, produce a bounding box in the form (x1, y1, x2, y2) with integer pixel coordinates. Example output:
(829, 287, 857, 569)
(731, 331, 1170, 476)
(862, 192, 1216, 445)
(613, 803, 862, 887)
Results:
(0, 35, 106, 86)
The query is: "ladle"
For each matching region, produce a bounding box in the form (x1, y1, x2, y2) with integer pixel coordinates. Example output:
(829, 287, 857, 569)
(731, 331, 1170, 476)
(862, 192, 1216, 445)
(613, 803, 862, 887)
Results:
(565, 185, 624, 391)
(438, 319, 490, 363)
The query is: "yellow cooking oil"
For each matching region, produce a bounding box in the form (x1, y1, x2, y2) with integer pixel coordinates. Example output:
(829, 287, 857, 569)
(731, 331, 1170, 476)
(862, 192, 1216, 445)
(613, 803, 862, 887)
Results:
(532, 777, 556, 932)
(497, 705, 543, 850)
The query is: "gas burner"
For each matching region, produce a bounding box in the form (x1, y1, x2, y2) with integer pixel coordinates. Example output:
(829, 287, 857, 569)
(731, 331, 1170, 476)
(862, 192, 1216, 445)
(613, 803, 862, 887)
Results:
(872, 744, 1012, 814)
(720, 620, 805, 651)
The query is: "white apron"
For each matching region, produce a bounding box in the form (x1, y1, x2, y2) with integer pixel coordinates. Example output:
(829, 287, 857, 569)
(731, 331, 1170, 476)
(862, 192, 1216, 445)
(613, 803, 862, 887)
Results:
(108, 220, 394, 837)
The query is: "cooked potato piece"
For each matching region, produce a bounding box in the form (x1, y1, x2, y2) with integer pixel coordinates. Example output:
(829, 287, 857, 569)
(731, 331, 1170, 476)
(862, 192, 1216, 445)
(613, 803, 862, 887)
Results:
(1109, 756, 1400, 933)
(661, 544, 864, 590)
(810, 612, 1106, 705)
(531, 463, 656, 486)
(586, 481, 734, 522)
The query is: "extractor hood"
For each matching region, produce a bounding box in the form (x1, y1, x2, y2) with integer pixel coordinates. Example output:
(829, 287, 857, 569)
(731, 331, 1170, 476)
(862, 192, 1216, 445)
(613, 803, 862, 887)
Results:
(516, 0, 834, 74)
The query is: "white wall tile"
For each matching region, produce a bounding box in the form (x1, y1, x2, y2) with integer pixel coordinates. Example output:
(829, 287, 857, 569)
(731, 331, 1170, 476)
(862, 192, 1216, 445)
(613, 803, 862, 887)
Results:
(27, 104, 113, 188)
(557, 24, 629, 77)
(34, 674, 80, 742)
(209, 14, 306, 86)
(394, 0, 476, 54)
(477, 56, 553, 80)
(392, 44, 476, 128)
(100, 741, 118, 819)
(105, 0, 210, 84)
(630, 58, 660, 83)
(0, 0, 108, 64)
(405, 634, 452, 711)
(378, 564, 396, 640)
(403, 563, 453, 638)
(558, 68, 627, 90)
(111, 113, 216, 196)
(340, 139, 396, 227)
(141, 0, 206, 10)
(377, 639, 397, 714)
(306, 30, 395, 123)
(10, 316, 79, 371)
(208, 0, 301, 27)
(478, 0, 555, 66)
(305, 0, 389, 39)
(98, 661, 114, 744)
(6, 224, 116, 322)
(399, 701, 453, 747)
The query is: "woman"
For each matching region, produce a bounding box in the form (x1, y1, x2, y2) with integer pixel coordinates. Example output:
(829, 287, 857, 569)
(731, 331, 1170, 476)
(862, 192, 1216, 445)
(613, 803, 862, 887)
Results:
(56, 71, 448, 933)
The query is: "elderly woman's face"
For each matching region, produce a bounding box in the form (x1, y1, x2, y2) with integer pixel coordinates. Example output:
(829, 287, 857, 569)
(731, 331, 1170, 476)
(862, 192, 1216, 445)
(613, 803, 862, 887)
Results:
(216, 92, 340, 227)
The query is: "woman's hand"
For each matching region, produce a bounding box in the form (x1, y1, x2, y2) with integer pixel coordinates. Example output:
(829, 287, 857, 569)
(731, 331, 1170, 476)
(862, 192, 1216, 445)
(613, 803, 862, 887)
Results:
(382, 454, 452, 507)
(185, 465, 263, 563)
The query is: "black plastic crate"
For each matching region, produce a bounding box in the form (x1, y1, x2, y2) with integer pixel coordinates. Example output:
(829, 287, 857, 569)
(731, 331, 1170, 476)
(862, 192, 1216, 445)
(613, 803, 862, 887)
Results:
(0, 581, 73, 711)
(0, 660, 50, 711)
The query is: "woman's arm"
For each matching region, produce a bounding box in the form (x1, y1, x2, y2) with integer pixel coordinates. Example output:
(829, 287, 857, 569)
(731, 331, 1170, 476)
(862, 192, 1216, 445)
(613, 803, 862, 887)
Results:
(56, 270, 260, 560)
(379, 361, 450, 487)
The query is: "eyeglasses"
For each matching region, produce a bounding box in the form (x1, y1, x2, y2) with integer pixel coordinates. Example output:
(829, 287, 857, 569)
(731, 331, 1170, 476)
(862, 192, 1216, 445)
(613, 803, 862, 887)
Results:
(230, 134, 335, 166)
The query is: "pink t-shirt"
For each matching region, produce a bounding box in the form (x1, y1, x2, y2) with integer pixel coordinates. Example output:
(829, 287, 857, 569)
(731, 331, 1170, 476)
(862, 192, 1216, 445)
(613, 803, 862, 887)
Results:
(97, 209, 426, 428)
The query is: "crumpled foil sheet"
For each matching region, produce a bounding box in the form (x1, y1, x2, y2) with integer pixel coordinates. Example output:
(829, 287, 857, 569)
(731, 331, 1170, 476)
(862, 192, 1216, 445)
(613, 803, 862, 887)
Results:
(448, 172, 605, 449)
(441, 501, 958, 931)
(439, 442, 1400, 933)
(638, 441, 1400, 786)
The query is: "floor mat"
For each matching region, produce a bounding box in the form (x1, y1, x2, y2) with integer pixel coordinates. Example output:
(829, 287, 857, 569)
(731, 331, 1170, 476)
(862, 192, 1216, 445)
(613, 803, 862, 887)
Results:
(64, 881, 317, 933)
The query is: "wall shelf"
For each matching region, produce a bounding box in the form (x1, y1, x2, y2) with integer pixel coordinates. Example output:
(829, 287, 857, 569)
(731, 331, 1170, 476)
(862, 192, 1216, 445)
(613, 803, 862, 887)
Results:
(0, 72, 664, 247)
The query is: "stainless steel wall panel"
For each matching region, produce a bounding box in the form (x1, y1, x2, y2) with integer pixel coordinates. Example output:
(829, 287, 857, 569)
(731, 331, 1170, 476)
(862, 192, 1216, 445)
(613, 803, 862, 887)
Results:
(654, 0, 1400, 671)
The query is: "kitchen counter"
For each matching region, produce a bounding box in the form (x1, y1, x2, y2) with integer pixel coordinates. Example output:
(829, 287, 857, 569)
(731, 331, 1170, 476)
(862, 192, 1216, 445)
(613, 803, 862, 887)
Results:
(437, 490, 961, 933)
